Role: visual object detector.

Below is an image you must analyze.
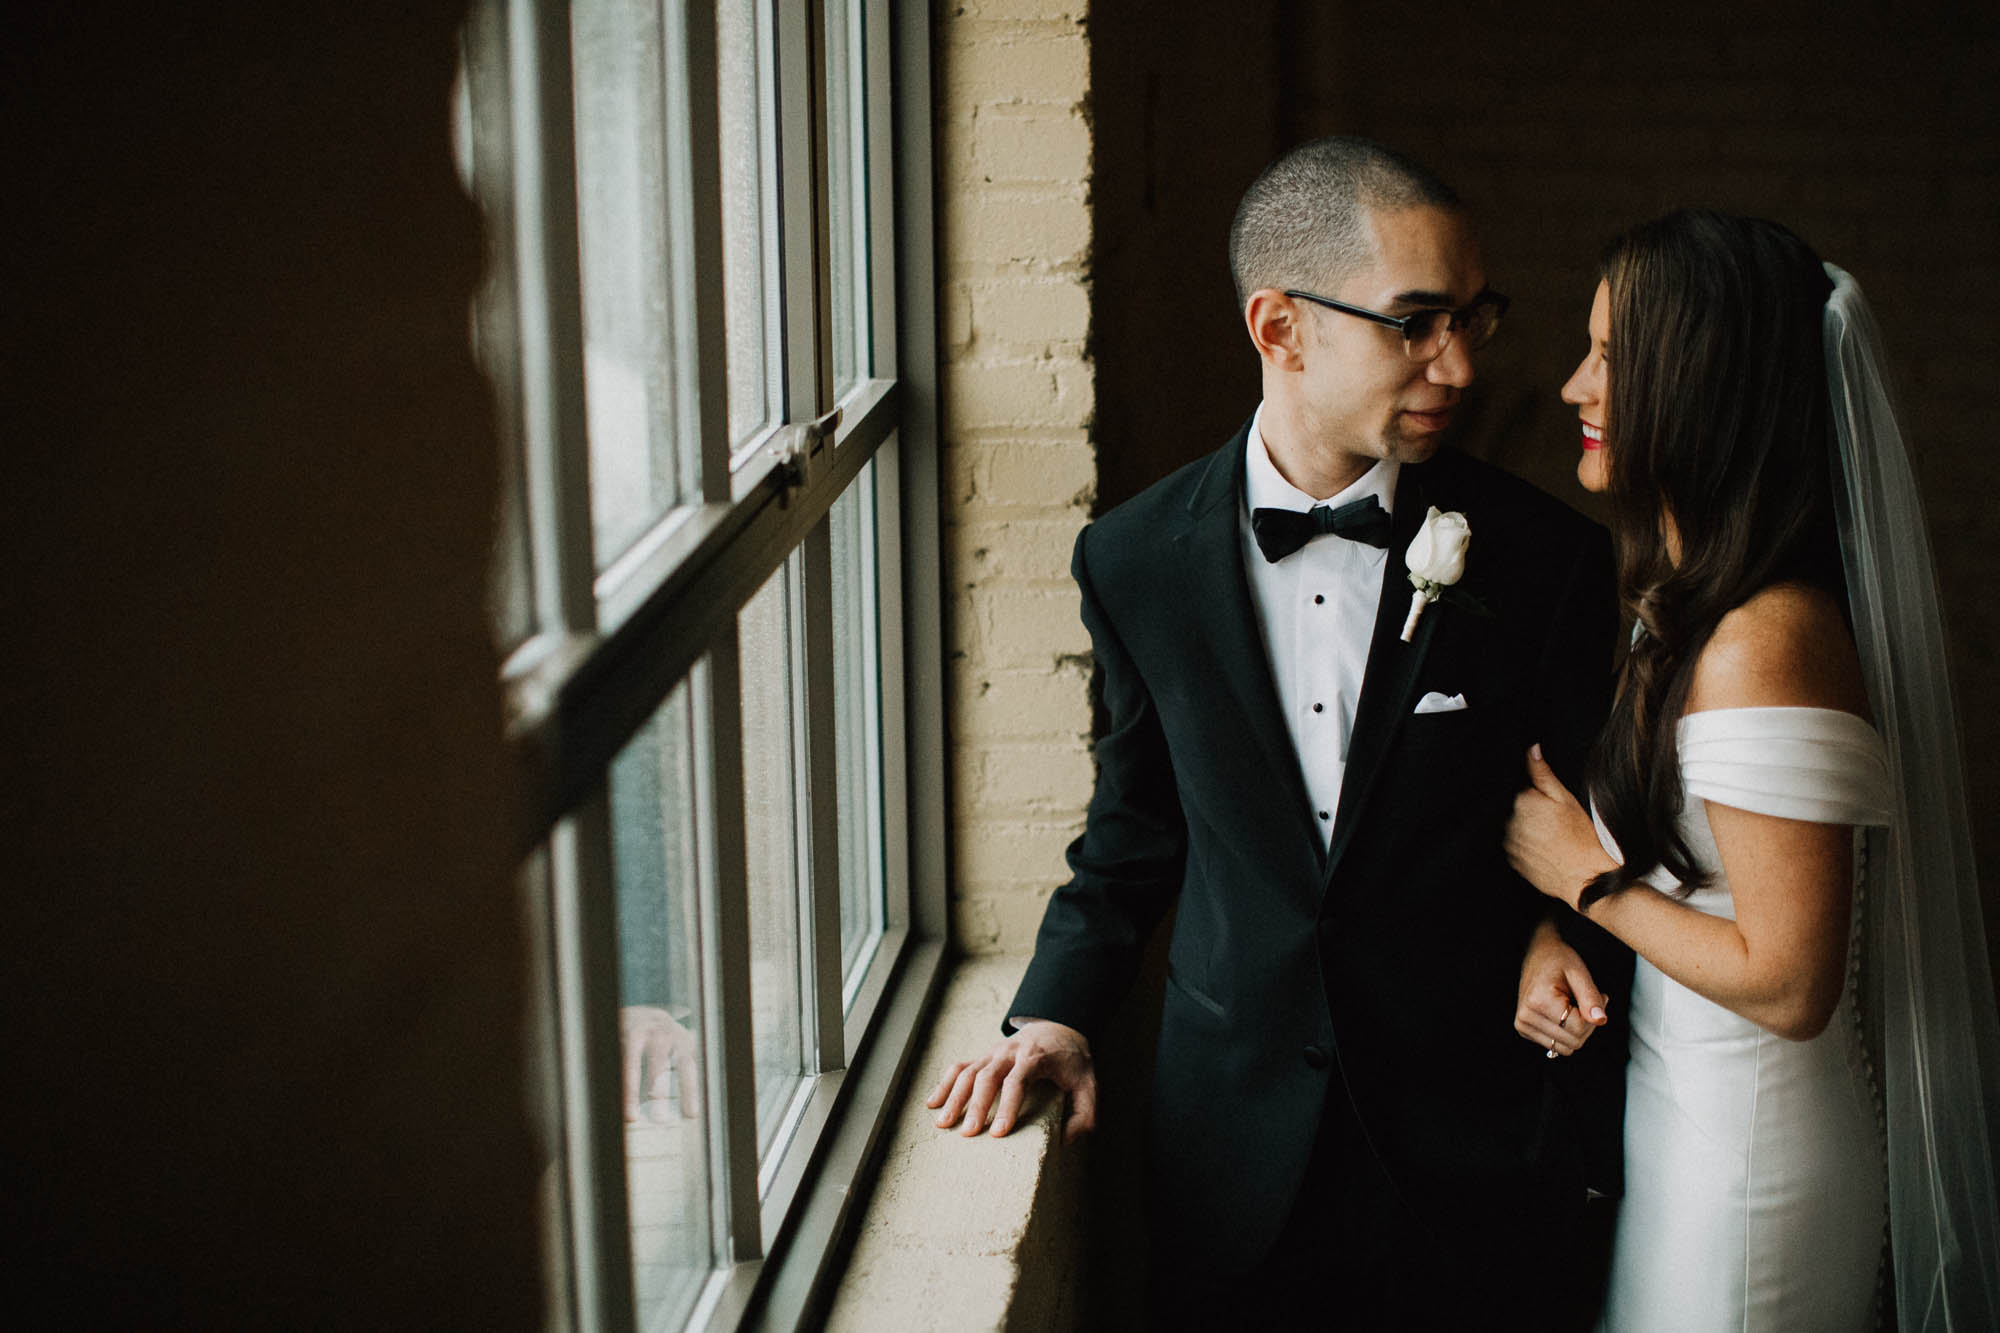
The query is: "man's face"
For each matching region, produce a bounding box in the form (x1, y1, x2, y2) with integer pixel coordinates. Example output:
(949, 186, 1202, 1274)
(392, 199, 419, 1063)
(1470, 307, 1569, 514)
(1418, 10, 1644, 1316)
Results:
(1294, 205, 1486, 471)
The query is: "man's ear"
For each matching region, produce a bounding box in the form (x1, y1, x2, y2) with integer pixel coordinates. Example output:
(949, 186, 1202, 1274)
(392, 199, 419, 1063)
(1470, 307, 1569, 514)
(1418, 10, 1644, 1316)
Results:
(1245, 288, 1307, 371)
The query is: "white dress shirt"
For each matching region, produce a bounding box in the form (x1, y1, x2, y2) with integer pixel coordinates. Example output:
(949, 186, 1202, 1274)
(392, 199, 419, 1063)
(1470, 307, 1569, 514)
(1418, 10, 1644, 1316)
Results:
(1239, 404, 1398, 849)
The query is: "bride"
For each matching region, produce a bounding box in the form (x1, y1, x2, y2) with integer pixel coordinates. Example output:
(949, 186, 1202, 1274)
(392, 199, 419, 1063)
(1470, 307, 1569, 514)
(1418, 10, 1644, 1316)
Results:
(1505, 209, 2000, 1331)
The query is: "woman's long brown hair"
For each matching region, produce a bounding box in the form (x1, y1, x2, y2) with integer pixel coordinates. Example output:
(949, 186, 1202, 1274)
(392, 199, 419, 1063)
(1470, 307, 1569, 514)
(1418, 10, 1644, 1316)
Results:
(1581, 210, 1844, 908)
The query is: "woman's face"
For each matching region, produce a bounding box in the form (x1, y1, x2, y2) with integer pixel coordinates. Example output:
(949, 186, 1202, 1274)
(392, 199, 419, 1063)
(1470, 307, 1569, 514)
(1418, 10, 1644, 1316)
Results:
(1559, 279, 1612, 493)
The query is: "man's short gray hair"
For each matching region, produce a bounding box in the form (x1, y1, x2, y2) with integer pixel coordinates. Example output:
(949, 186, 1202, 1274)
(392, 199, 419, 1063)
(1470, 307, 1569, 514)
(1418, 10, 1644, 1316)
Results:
(1228, 137, 1462, 308)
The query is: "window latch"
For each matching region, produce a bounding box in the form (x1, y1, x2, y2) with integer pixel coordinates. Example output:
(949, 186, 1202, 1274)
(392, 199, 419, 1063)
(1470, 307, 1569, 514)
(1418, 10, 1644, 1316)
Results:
(768, 406, 843, 502)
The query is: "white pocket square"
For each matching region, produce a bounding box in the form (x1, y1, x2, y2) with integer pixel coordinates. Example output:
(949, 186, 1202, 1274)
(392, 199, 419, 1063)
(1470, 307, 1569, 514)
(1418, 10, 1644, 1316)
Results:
(1413, 691, 1469, 714)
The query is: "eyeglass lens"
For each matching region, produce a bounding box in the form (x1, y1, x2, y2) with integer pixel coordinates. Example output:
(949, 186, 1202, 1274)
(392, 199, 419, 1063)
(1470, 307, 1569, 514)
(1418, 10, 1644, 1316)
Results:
(1405, 304, 1502, 360)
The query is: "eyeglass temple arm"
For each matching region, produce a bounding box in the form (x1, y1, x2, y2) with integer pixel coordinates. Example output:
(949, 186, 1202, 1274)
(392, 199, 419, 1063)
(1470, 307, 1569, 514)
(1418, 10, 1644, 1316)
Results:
(1280, 290, 1412, 332)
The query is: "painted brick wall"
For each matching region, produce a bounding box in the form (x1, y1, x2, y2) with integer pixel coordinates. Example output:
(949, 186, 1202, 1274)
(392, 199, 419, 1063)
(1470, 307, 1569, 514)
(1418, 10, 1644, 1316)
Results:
(936, 0, 1097, 956)
(818, 8, 1100, 1324)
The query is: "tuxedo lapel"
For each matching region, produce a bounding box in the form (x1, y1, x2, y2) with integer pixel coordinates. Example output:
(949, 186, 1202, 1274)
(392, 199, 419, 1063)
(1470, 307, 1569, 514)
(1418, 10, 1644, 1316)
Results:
(1172, 435, 1317, 851)
(1322, 461, 1442, 886)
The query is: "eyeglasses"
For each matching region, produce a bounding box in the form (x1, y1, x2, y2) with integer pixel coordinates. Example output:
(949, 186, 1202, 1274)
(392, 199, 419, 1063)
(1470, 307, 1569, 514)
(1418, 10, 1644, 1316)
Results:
(1282, 289, 1510, 362)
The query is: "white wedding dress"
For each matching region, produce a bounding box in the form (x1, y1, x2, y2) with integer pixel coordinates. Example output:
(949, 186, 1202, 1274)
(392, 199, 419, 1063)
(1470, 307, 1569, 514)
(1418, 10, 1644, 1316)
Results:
(1595, 705, 1896, 1332)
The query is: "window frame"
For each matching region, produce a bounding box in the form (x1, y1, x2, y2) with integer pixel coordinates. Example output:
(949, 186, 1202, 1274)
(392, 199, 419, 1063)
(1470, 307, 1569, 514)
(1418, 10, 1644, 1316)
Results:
(470, 1, 947, 1328)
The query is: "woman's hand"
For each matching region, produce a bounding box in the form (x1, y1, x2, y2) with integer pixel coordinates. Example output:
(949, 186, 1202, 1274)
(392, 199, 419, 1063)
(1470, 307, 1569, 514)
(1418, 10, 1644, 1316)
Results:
(1516, 917, 1609, 1058)
(1505, 744, 1618, 912)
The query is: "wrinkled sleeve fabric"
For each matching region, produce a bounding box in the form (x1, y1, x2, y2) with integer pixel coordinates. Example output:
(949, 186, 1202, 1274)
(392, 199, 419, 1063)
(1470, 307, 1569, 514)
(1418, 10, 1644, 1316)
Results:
(1679, 706, 1893, 826)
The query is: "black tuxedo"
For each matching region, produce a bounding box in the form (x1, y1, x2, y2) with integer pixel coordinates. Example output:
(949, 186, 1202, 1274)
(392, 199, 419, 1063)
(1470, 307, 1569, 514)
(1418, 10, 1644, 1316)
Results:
(1010, 425, 1630, 1311)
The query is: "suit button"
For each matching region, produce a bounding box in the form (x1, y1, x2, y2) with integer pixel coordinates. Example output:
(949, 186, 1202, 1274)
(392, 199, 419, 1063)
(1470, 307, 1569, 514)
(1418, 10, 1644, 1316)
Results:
(1302, 1044, 1329, 1070)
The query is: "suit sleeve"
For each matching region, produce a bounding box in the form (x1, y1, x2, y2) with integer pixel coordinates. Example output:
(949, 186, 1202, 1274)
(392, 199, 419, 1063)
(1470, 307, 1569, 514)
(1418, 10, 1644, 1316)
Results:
(1004, 524, 1187, 1041)
(1532, 520, 1634, 1197)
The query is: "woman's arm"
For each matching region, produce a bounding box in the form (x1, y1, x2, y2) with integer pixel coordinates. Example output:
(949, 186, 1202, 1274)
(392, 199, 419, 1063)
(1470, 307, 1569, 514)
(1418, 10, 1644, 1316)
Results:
(1536, 795, 1852, 1039)
(1507, 583, 1870, 1041)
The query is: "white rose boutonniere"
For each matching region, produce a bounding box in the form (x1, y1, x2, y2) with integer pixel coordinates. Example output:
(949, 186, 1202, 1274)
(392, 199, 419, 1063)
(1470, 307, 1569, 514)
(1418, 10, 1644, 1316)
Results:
(1401, 506, 1471, 642)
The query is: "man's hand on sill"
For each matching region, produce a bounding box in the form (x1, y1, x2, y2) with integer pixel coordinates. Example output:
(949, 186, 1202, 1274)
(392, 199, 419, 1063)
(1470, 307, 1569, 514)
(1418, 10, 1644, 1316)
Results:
(926, 1018, 1097, 1144)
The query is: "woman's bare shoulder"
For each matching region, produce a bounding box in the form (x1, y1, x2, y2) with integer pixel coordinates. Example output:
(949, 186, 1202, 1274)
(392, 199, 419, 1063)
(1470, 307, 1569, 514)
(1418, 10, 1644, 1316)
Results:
(1687, 582, 1871, 718)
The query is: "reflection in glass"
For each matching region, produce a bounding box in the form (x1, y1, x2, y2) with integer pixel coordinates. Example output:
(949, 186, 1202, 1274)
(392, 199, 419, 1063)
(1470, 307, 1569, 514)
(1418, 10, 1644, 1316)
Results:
(830, 466, 885, 990)
(825, 0, 869, 396)
(609, 682, 712, 1328)
(452, 15, 536, 651)
(572, 0, 681, 568)
(738, 561, 807, 1156)
(719, 0, 774, 451)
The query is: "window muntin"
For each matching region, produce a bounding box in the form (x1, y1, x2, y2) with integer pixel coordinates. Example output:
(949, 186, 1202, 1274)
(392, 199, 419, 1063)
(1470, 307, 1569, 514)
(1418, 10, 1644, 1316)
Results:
(517, 846, 575, 1332)
(830, 464, 885, 992)
(718, 0, 780, 454)
(736, 560, 808, 1159)
(825, 0, 870, 398)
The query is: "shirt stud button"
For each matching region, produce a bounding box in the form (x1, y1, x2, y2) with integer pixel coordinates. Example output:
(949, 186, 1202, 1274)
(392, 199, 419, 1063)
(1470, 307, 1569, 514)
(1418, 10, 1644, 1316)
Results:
(1317, 809, 1330, 821)
(1313, 594, 1325, 605)
(1312, 702, 1324, 713)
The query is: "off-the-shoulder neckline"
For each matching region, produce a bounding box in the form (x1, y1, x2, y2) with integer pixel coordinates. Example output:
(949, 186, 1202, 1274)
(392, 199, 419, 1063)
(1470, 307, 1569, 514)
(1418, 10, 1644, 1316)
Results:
(1676, 704, 1876, 730)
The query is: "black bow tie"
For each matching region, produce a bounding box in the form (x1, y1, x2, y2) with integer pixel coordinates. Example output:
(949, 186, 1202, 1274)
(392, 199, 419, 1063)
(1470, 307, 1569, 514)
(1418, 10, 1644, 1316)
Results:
(1251, 495, 1394, 563)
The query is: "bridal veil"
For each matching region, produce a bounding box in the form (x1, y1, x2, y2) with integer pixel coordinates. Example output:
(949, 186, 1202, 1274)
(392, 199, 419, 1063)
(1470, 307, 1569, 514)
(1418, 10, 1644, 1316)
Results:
(1824, 264, 2000, 1332)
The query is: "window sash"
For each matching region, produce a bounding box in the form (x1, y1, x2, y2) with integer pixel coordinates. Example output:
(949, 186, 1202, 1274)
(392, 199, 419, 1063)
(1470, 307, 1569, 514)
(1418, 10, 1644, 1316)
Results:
(469, 0, 946, 1329)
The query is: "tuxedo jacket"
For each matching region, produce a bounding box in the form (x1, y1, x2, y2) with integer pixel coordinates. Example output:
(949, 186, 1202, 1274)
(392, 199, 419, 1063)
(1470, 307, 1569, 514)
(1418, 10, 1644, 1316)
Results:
(1009, 424, 1631, 1273)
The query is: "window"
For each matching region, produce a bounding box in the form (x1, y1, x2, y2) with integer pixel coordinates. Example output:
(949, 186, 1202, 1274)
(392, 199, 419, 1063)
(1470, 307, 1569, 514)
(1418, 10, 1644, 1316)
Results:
(454, 2, 945, 1328)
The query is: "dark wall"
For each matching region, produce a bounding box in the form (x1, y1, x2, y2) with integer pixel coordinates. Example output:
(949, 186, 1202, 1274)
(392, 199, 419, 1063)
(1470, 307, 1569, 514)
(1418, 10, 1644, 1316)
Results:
(5, 6, 541, 1324)
(1090, 3, 1285, 512)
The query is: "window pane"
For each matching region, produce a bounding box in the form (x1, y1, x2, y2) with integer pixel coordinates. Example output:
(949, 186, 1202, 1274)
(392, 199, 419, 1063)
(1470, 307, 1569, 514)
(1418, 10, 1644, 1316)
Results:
(718, 0, 776, 450)
(830, 465, 885, 990)
(825, 0, 869, 395)
(609, 682, 714, 1328)
(737, 561, 807, 1157)
(572, 0, 681, 568)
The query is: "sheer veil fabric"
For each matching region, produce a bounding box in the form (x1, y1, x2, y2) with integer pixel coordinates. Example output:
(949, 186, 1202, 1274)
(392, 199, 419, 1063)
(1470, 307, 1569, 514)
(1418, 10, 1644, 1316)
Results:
(1823, 265, 2000, 1331)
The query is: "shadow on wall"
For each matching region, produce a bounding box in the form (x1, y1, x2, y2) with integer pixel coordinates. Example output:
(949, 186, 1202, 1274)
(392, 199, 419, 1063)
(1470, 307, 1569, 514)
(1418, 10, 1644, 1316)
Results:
(6, 5, 541, 1325)
(1084, 0, 2000, 1322)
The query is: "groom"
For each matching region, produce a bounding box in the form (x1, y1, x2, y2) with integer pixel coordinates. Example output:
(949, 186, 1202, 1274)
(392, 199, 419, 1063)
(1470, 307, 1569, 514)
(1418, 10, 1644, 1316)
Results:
(929, 138, 1629, 1327)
